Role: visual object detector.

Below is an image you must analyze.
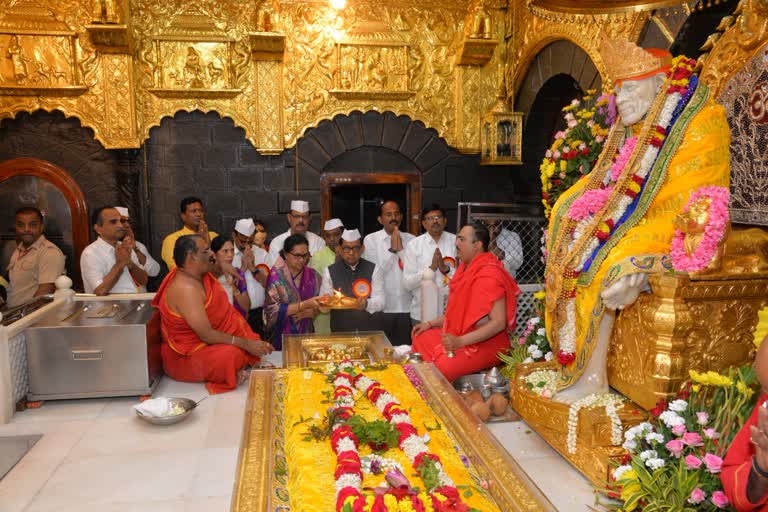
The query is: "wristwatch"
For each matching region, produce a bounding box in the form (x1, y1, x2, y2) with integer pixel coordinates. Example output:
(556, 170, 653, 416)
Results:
(388, 248, 400, 254)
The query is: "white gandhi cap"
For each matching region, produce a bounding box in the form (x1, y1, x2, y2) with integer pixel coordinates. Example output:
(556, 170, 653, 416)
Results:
(341, 229, 361, 242)
(115, 207, 129, 217)
(234, 218, 256, 236)
(324, 218, 344, 231)
(290, 200, 310, 213)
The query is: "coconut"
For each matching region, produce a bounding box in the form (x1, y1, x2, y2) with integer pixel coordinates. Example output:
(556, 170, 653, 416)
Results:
(463, 390, 484, 407)
(470, 400, 491, 422)
(488, 393, 508, 416)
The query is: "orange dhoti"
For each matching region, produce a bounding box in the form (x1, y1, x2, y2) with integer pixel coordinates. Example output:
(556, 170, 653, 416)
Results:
(152, 268, 261, 394)
(412, 252, 520, 382)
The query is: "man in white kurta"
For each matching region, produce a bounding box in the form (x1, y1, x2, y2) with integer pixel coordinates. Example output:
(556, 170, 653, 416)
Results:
(362, 200, 415, 345)
(115, 207, 161, 279)
(267, 200, 326, 261)
(231, 218, 274, 337)
(81, 207, 149, 295)
(402, 205, 456, 326)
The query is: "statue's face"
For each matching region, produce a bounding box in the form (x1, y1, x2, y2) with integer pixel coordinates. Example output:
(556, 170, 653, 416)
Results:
(616, 74, 664, 127)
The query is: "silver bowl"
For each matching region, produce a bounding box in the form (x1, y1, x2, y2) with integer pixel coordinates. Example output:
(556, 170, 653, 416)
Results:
(134, 397, 198, 426)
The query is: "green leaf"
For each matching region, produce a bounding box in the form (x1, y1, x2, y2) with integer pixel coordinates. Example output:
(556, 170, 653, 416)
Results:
(463, 488, 474, 498)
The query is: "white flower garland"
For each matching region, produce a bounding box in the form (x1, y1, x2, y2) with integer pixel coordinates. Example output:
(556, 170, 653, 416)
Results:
(523, 369, 559, 397)
(558, 88, 683, 360)
(360, 454, 404, 475)
(566, 393, 625, 454)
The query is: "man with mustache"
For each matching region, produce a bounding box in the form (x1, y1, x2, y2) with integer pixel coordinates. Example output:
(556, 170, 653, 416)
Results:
(267, 200, 326, 262)
(80, 206, 149, 295)
(402, 204, 456, 329)
(115, 206, 161, 280)
(6, 206, 65, 307)
(161, 197, 218, 271)
(231, 217, 273, 337)
(362, 201, 415, 345)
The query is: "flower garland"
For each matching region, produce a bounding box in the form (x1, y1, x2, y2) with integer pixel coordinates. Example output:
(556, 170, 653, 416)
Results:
(330, 362, 472, 512)
(669, 186, 730, 272)
(523, 369, 559, 399)
(565, 393, 625, 454)
(552, 55, 697, 365)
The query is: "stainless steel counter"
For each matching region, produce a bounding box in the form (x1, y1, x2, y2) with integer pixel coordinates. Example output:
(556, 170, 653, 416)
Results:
(24, 299, 162, 400)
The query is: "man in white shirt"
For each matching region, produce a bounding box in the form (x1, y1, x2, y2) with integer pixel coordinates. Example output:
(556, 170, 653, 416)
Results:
(362, 200, 415, 345)
(402, 204, 456, 327)
(115, 207, 161, 279)
(268, 200, 326, 262)
(319, 229, 385, 332)
(310, 218, 344, 334)
(231, 218, 274, 337)
(493, 227, 524, 279)
(81, 207, 149, 295)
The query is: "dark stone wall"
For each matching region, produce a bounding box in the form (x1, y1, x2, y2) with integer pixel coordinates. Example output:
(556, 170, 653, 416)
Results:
(0, 109, 536, 267)
(146, 110, 537, 257)
(0, 110, 143, 238)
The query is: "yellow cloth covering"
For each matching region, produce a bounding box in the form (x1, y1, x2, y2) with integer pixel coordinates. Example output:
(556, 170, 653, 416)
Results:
(283, 366, 501, 512)
(547, 98, 730, 386)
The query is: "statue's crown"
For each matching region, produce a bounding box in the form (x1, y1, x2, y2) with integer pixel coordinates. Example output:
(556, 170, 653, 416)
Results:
(600, 38, 672, 84)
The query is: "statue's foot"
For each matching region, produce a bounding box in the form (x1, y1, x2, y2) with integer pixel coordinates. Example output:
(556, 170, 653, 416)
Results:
(553, 378, 609, 404)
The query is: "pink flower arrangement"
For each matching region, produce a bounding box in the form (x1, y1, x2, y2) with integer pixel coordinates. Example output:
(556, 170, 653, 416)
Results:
(697, 411, 710, 425)
(666, 439, 684, 458)
(567, 187, 614, 221)
(685, 454, 702, 469)
(672, 424, 687, 436)
(670, 186, 730, 273)
(682, 432, 704, 447)
(711, 490, 730, 508)
(689, 487, 706, 504)
(704, 428, 721, 440)
(704, 453, 723, 474)
(610, 137, 637, 181)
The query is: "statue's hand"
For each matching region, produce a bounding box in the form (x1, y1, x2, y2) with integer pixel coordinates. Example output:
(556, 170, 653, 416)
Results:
(600, 273, 649, 311)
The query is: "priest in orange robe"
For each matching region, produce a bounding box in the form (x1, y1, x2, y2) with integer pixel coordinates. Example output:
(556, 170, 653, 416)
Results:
(411, 222, 519, 382)
(152, 234, 274, 394)
(722, 337, 768, 510)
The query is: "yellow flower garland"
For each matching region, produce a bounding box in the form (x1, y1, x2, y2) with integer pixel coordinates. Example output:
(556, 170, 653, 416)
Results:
(284, 366, 501, 512)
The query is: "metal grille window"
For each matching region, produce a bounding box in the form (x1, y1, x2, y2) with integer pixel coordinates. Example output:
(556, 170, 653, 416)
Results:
(457, 203, 546, 337)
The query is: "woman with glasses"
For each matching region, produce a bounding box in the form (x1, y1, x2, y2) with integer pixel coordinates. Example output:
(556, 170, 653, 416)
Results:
(210, 235, 250, 318)
(263, 234, 324, 349)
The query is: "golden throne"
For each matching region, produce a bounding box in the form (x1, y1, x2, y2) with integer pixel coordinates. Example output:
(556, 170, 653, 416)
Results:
(513, 0, 768, 486)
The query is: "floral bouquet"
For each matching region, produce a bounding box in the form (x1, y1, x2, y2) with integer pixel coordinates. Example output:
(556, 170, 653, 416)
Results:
(540, 91, 617, 219)
(604, 365, 760, 511)
(498, 290, 552, 380)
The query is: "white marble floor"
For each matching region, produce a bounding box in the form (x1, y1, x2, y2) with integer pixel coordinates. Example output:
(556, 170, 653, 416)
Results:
(0, 365, 597, 511)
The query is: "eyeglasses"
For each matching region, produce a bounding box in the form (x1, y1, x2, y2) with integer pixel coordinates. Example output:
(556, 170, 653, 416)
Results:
(290, 213, 310, 221)
(288, 252, 310, 259)
(424, 215, 444, 222)
(341, 246, 362, 253)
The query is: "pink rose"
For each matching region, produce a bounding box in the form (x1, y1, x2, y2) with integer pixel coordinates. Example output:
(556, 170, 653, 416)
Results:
(666, 439, 684, 458)
(682, 432, 703, 447)
(684, 454, 702, 469)
(711, 490, 729, 508)
(704, 428, 721, 440)
(688, 488, 706, 504)
(553, 150, 561, 159)
(541, 389, 553, 399)
(672, 424, 687, 436)
(559, 172, 566, 179)
(555, 131, 566, 140)
(596, 135, 605, 143)
(567, 119, 578, 128)
(545, 150, 553, 158)
(696, 412, 709, 425)
(704, 453, 723, 473)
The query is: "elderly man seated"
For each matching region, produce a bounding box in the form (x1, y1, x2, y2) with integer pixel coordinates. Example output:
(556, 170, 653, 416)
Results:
(411, 222, 519, 382)
(152, 235, 274, 394)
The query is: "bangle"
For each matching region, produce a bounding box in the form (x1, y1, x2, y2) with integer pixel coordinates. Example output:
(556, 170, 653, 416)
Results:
(299, 301, 303, 311)
(753, 457, 768, 480)
(230, 335, 235, 345)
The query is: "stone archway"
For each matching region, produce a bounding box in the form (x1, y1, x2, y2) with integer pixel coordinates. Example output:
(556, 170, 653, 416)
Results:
(297, 111, 451, 234)
(514, 40, 602, 118)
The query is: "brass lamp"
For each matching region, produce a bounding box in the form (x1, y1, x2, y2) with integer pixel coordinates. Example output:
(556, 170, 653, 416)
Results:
(480, 84, 523, 166)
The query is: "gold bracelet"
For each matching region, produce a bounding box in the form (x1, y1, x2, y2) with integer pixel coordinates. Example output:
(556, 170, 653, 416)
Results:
(299, 301, 303, 311)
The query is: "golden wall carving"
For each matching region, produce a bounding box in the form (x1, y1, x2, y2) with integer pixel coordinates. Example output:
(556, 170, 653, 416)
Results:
(609, 273, 768, 411)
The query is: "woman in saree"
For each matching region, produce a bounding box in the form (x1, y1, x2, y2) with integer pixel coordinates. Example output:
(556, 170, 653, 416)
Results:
(210, 235, 250, 318)
(263, 234, 324, 349)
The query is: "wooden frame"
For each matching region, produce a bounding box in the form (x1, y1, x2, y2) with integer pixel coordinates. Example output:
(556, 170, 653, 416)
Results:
(320, 172, 422, 235)
(0, 157, 89, 288)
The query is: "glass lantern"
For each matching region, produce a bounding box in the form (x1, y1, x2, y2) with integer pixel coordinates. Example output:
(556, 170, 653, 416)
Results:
(480, 97, 523, 166)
